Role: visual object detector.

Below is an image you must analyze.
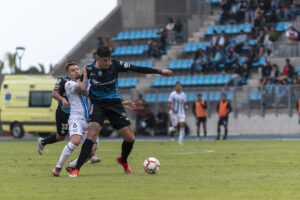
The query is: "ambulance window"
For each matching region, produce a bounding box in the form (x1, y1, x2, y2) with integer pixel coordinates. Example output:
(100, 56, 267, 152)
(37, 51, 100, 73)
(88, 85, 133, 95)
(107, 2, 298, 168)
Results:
(29, 91, 52, 107)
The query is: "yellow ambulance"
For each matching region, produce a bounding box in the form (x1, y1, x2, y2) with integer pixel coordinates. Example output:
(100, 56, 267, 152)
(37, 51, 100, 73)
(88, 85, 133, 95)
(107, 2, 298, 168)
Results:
(0, 75, 58, 138)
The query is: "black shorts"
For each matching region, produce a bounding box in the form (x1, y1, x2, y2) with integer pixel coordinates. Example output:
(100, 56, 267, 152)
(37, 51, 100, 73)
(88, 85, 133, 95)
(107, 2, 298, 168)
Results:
(196, 117, 207, 125)
(89, 99, 131, 130)
(218, 116, 228, 126)
(56, 109, 69, 136)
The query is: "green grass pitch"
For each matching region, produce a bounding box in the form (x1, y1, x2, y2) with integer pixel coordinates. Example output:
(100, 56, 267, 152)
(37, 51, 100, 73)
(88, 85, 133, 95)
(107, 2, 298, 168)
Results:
(1, 140, 300, 200)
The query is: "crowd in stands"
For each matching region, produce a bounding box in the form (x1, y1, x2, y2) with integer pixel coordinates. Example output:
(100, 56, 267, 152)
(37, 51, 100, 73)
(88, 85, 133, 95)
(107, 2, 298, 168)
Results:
(220, 0, 300, 25)
(147, 17, 183, 58)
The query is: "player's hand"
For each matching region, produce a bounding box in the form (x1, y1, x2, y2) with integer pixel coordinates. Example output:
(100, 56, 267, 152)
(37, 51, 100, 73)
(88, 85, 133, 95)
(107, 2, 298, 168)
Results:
(122, 101, 136, 110)
(185, 105, 189, 110)
(83, 67, 87, 78)
(161, 69, 173, 76)
(62, 98, 69, 109)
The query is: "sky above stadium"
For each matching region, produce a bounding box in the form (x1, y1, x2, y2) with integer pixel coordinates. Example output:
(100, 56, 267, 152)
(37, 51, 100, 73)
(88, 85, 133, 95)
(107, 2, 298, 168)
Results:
(0, 0, 117, 73)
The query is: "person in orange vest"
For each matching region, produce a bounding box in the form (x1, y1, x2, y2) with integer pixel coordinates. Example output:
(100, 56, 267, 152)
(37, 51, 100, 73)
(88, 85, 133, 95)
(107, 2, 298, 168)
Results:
(216, 93, 232, 140)
(192, 93, 207, 140)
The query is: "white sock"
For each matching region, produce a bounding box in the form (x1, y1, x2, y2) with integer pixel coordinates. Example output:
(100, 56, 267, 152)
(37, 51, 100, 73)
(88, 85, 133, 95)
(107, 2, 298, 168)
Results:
(178, 127, 185, 143)
(68, 158, 78, 168)
(56, 142, 78, 168)
(168, 126, 175, 133)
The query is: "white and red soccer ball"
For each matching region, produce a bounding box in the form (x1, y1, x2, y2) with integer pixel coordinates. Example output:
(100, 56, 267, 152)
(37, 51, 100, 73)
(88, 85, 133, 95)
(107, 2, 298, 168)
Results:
(143, 157, 160, 174)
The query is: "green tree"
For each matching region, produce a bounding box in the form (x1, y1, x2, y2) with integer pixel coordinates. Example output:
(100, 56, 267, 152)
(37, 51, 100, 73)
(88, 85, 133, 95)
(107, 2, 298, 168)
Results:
(6, 52, 17, 74)
(0, 60, 4, 74)
(38, 63, 45, 74)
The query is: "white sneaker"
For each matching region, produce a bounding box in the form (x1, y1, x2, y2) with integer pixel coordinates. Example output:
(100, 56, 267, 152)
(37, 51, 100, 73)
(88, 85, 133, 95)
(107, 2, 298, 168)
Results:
(178, 141, 183, 145)
(37, 137, 44, 155)
(89, 156, 102, 164)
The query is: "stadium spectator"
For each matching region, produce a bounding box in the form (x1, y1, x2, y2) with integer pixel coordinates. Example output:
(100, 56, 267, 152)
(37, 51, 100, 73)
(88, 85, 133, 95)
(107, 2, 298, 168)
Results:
(259, 61, 272, 86)
(159, 28, 168, 53)
(165, 18, 175, 45)
(296, 96, 300, 124)
(104, 35, 113, 52)
(135, 94, 148, 134)
(174, 18, 183, 40)
(147, 38, 160, 58)
(155, 107, 169, 136)
(97, 37, 104, 47)
(224, 47, 238, 72)
(265, 9, 278, 26)
(228, 62, 250, 86)
(211, 30, 219, 48)
(270, 64, 280, 81)
(235, 30, 247, 53)
(246, 45, 259, 68)
(218, 31, 227, 48)
(140, 108, 156, 136)
(277, 58, 295, 81)
(193, 93, 207, 140)
(212, 45, 225, 72)
(285, 25, 298, 43)
(245, 0, 257, 24)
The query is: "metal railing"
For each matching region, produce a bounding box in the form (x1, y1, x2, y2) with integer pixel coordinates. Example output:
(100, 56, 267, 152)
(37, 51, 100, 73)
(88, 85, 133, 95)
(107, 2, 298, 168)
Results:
(120, 85, 300, 118)
(271, 41, 300, 57)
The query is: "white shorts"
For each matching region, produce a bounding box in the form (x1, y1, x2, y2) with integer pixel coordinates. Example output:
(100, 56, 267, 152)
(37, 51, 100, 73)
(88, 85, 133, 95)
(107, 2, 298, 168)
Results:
(68, 118, 88, 144)
(170, 113, 186, 127)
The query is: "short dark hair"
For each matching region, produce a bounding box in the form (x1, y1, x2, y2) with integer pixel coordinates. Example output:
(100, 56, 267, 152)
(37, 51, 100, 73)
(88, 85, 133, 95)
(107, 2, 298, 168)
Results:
(65, 61, 77, 72)
(198, 93, 202, 96)
(96, 46, 111, 58)
(222, 93, 227, 97)
(175, 81, 181, 85)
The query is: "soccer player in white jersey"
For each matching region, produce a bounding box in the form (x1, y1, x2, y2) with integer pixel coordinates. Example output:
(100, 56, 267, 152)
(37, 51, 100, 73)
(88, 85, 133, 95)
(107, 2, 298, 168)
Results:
(51, 63, 98, 176)
(167, 82, 188, 145)
(52, 63, 136, 176)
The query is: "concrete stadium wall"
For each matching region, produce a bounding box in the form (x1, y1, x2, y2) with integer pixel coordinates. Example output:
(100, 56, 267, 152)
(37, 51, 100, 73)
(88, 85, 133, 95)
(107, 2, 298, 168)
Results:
(121, 0, 155, 29)
(51, 5, 123, 76)
(185, 113, 300, 136)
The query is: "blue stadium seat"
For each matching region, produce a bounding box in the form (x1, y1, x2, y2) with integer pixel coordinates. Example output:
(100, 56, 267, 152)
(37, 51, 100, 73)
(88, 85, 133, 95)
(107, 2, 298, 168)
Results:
(204, 75, 211, 85)
(232, 24, 239, 34)
(197, 75, 204, 85)
(275, 22, 284, 32)
(214, 91, 221, 101)
(151, 77, 160, 87)
(245, 24, 251, 33)
(239, 57, 246, 65)
(157, 93, 164, 102)
(225, 24, 233, 34)
(252, 56, 266, 67)
(146, 61, 153, 67)
(132, 45, 139, 55)
(123, 31, 130, 40)
(166, 77, 173, 86)
(179, 76, 186, 85)
(152, 29, 160, 38)
(284, 21, 290, 31)
(176, 60, 183, 69)
(160, 77, 167, 86)
(141, 61, 147, 67)
(135, 30, 141, 39)
(206, 26, 214, 35)
(211, 75, 217, 85)
(118, 78, 125, 87)
(216, 74, 224, 85)
(126, 46, 133, 55)
(120, 46, 127, 55)
(296, 65, 300, 75)
(135, 61, 141, 66)
(191, 76, 198, 85)
(146, 29, 153, 39)
(129, 31, 136, 40)
(209, 92, 214, 101)
(112, 46, 121, 56)
(202, 92, 208, 100)
(250, 90, 261, 100)
(224, 74, 231, 84)
(182, 59, 189, 69)
(227, 91, 233, 100)
(214, 25, 221, 33)
(141, 29, 147, 39)
(191, 43, 198, 52)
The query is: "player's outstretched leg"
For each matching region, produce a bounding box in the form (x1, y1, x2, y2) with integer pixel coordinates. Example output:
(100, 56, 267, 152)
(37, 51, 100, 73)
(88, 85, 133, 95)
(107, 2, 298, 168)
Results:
(117, 126, 135, 174)
(37, 134, 65, 155)
(52, 141, 78, 177)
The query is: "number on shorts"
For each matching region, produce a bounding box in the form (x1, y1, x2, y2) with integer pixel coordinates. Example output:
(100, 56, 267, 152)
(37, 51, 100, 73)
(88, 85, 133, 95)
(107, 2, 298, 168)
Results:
(61, 124, 68, 130)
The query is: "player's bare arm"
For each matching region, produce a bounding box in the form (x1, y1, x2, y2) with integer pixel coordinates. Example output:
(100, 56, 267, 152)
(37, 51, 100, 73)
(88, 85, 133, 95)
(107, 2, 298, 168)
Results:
(122, 101, 136, 110)
(52, 90, 69, 109)
(74, 67, 88, 95)
(167, 101, 177, 113)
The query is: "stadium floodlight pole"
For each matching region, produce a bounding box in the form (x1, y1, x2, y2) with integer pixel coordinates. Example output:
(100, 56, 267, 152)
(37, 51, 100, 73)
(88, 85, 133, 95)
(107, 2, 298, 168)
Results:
(15, 46, 25, 71)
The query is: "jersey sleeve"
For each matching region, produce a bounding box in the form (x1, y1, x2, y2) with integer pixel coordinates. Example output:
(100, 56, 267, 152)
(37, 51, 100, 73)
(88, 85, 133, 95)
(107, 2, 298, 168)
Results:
(183, 93, 187, 103)
(53, 77, 64, 91)
(168, 92, 174, 102)
(65, 81, 78, 94)
(114, 60, 132, 72)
